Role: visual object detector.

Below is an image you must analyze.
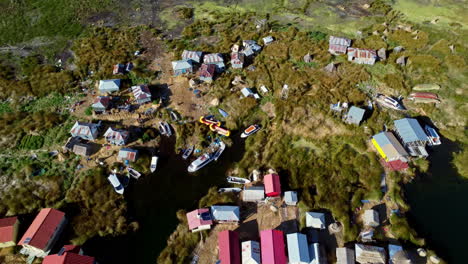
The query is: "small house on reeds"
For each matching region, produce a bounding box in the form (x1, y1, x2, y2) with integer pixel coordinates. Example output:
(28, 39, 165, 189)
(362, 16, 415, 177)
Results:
(186, 208, 212, 232)
(329, 36, 351, 55)
(0, 217, 19, 248)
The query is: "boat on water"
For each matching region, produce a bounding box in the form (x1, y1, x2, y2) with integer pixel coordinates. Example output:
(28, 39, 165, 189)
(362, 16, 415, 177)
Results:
(212, 141, 226, 161)
(218, 188, 242, 193)
(209, 124, 231, 137)
(227, 176, 251, 185)
(170, 111, 179, 121)
(108, 173, 124, 194)
(199, 115, 221, 126)
(150, 156, 158, 172)
(375, 94, 405, 110)
(241, 124, 261, 138)
(188, 153, 213, 173)
(159, 122, 167, 136)
(182, 145, 194, 160)
(425, 125, 441, 146)
(127, 167, 142, 179)
(164, 122, 172, 137)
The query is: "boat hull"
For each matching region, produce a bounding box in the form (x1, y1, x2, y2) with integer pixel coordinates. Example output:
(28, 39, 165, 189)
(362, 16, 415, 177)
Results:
(241, 125, 261, 138)
(188, 154, 213, 172)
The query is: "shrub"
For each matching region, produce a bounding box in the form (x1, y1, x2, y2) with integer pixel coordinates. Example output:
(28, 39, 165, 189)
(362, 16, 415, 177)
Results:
(84, 107, 93, 116)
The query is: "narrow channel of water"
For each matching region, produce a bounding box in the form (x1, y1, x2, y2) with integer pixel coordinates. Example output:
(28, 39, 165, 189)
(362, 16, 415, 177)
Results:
(83, 135, 245, 263)
(405, 139, 468, 263)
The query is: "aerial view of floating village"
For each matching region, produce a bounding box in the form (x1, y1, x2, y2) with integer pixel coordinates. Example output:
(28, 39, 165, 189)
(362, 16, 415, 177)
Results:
(0, 0, 466, 264)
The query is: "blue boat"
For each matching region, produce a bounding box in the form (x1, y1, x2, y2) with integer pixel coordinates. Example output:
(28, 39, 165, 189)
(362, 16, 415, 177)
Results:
(218, 108, 229, 117)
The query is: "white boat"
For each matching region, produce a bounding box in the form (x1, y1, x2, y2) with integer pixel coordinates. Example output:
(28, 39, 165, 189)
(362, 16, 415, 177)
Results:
(127, 167, 141, 179)
(150, 156, 158, 172)
(227, 176, 251, 185)
(188, 153, 213, 173)
(159, 122, 167, 136)
(425, 125, 441, 146)
(241, 124, 261, 138)
(164, 122, 172, 137)
(218, 188, 242, 193)
(212, 141, 226, 161)
(170, 111, 179, 121)
(182, 146, 194, 160)
(375, 94, 405, 110)
(108, 173, 124, 194)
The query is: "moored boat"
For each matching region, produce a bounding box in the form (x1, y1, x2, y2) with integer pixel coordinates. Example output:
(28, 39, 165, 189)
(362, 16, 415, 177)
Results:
(425, 125, 441, 146)
(218, 188, 242, 193)
(170, 111, 179, 121)
(127, 167, 142, 179)
(199, 115, 221, 126)
(182, 145, 194, 160)
(408, 92, 440, 104)
(108, 173, 124, 194)
(159, 122, 167, 136)
(209, 124, 231, 137)
(241, 124, 261, 138)
(150, 156, 158, 172)
(227, 176, 251, 185)
(164, 122, 172, 137)
(188, 153, 213, 173)
(212, 141, 226, 161)
(375, 94, 405, 110)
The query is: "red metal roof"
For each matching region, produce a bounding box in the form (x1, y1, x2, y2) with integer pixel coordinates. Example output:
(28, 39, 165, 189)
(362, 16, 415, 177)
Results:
(92, 96, 110, 108)
(0, 216, 18, 243)
(199, 64, 215, 78)
(218, 230, 241, 264)
(260, 229, 287, 264)
(186, 208, 213, 231)
(381, 159, 409, 171)
(18, 208, 65, 250)
(264, 174, 281, 197)
(42, 252, 95, 264)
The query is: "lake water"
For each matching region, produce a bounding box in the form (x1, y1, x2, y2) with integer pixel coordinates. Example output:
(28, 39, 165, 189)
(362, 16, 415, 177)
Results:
(83, 136, 245, 263)
(405, 139, 468, 263)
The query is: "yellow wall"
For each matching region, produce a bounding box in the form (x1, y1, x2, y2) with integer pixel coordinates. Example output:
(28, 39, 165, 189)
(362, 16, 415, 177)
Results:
(372, 139, 388, 161)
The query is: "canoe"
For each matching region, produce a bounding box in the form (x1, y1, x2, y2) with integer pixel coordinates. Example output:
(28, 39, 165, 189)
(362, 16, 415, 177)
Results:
(159, 122, 167, 136)
(241, 124, 261, 138)
(164, 122, 172, 137)
(182, 146, 194, 160)
(150, 156, 158, 172)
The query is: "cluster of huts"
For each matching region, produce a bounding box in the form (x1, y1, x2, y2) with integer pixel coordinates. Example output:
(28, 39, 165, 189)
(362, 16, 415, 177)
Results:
(172, 37, 273, 81)
(328, 36, 379, 65)
(0, 209, 95, 263)
(371, 117, 439, 171)
(66, 121, 138, 163)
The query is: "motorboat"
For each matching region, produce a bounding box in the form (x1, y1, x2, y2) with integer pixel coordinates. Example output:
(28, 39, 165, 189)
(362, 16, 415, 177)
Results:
(164, 122, 172, 137)
(150, 156, 158, 172)
(108, 173, 124, 194)
(199, 115, 221, 126)
(159, 122, 167, 136)
(218, 188, 242, 193)
(425, 125, 441, 146)
(227, 176, 251, 184)
(188, 153, 213, 173)
(170, 111, 179, 121)
(212, 141, 226, 161)
(209, 124, 231, 137)
(241, 124, 261, 138)
(182, 145, 194, 160)
(127, 167, 142, 179)
(375, 94, 405, 110)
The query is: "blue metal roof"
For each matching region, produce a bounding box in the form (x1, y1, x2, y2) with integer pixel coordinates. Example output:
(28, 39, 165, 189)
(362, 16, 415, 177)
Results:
(394, 118, 427, 143)
(346, 106, 365, 124)
(210, 206, 240, 221)
(286, 233, 310, 263)
(284, 191, 298, 203)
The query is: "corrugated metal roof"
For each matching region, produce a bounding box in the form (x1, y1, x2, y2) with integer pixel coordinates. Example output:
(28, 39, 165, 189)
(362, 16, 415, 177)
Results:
(346, 106, 365, 124)
(70, 121, 98, 140)
(309, 243, 321, 264)
(210, 206, 240, 222)
(347, 48, 377, 59)
(99, 79, 120, 92)
(329, 36, 351, 47)
(394, 118, 428, 143)
(260, 230, 287, 264)
(306, 212, 325, 229)
(182, 50, 203, 62)
(104, 127, 129, 144)
(18, 208, 65, 250)
(242, 186, 265, 202)
(241, 88, 254, 97)
(242, 241, 261, 264)
(43, 252, 95, 264)
(355, 244, 386, 263)
(218, 230, 241, 264)
(186, 208, 212, 230)
(336, 247, 355, 264)
(204, 53, 224, 64)
(92, 96, 110, 109)
(172, 59, 192, 70)
(0, 217, 17, 244)
(199, 64, 215, 78)
(372, 132, 408, 160)
(118, 148, 137, 162)
(286, 233, 310, 263)
(264, 174, 281, 196)
(284, 191, 298, 204)
(132, 85, 151, 101)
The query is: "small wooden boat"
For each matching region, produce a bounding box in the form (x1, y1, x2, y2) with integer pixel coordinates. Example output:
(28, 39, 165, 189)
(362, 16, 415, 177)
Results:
(425, 125, 441, 146)
(108, 173, 124, 194)
(227, 176, 251, 185)
(182, 146, 194, 160)
(159, 122, 167, 136)
(199, 116, 221, 126)
(218, 188, 242, 193)
(241, 124, 261, 138)
(150, 156, 158, 172)
(164, 122, 172, 137)
(188, 153, 213, 173)
(170, 111, 179, 121)
(408, 92, 440, 104)
(212, 141, 226, 161)
(127, 167, 142, 179)
(218, 108, 229, 118)
(209, 124, 231, 137)
(375, 94, 405, 110)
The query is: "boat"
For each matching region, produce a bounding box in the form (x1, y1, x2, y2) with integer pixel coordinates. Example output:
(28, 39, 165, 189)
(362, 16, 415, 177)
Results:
(408, 92, 440, 104)
(188, 153, 213, 172)
(209, 124, 231, 137)
(218, 108, 229, 118)
(227, 176, 251, 185)
(150, 156, 158, 172)
(218, 188, 242, 193)
(241, 124, 261, 138)
(425, 125, 441, 146)
(375, 94, 405, 110)
(108, 173, 124, 194)
(170, 111, 179, 121)
(212, 141, 226, 161)
(199, 116, 221, 126)
(159, 122, 167, 136)
(127, 167, 142, 179)
(182, 146, 194, 160)
(164, 122, 172, 137)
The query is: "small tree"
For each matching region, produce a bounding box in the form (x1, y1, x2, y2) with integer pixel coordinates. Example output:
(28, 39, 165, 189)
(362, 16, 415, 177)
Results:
(84, 107, 93, 116)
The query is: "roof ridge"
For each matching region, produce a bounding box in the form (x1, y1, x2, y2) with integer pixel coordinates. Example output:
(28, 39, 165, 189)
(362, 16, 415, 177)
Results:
(27, 208, 52, 245)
